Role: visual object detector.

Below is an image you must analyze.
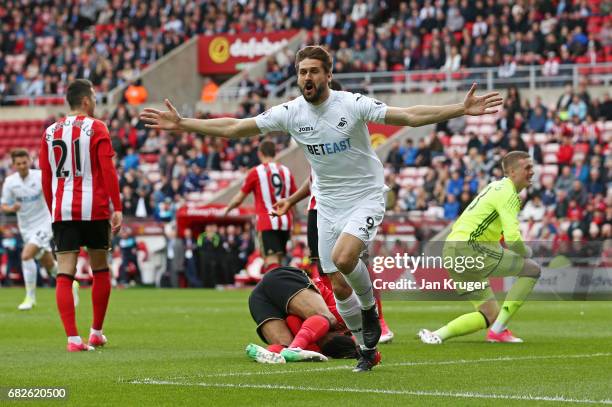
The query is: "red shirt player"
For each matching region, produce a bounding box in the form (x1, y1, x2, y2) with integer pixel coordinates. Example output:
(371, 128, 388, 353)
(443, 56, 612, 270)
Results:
(39, 79, 122, 352)
(224, 140, 297, 272)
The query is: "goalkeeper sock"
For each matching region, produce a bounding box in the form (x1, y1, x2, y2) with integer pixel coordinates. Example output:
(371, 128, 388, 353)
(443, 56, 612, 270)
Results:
(434, 312, 487, 341)
(344, 260, 375, 310)
(335, 291, 364, 346)
(491, 277, 537, 333)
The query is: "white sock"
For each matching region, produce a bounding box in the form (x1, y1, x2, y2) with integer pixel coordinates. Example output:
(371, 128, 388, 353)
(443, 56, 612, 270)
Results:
(343, 260, 375, 310)
(68, 336, 82, 344)
(334, 292, 364, 346)
(22, 259, 38, 299)
(90, 328, 103, 336)
(48, 262, 58, 278)
(490, 320, 506, 334)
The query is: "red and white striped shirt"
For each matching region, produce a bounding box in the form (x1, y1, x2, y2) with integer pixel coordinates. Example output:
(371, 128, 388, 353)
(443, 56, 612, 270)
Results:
(308, 194, 317, 210)
(308, 171, 317, 210)
(39, 115, 122, 222)
(241, 162, 297, 231)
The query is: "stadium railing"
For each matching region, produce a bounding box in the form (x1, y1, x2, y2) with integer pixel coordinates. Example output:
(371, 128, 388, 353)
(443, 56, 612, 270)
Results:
(213, 62, 612, 100)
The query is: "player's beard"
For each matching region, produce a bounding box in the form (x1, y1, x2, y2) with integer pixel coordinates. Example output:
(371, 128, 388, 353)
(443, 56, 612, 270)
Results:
(299, 81, 324, 103)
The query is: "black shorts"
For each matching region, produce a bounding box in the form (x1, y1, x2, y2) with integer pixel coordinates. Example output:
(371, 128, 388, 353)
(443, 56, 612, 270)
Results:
(307, 209, 318, 260)
(248, 266, 315, 343)
(52, 220, 111, 253)
(259, 230, 289, 256)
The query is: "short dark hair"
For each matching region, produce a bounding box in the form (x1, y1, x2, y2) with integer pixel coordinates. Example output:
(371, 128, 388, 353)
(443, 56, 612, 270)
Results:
(329, 79, 343, 91)
(502, 151, 531, 174)
(258, 140, 276, 158)
(295, 46, 332, 73)
(66, 79, 94, 108)
(320, 334, 359, 359)
(10, 149, 29, 162)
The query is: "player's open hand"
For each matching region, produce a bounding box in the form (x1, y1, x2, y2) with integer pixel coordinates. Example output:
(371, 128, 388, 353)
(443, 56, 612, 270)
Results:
(12, 203, 21, 212)
(463, 83, 503, 116)
(139, 99, 183, 132)
(270, 199, 291, 217)
(110, 211, 123, 235)
(222, 206, 231, 217)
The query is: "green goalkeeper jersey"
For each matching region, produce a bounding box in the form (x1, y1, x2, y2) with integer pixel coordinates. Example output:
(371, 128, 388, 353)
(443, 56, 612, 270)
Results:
(447, 177, 528, 257)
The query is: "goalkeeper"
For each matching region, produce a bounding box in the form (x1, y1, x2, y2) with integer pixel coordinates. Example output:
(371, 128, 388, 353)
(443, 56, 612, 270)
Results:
(419, 151, 541, 344)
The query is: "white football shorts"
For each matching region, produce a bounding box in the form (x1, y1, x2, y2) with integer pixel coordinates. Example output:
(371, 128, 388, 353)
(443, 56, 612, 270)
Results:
(316, 193, 385, 274)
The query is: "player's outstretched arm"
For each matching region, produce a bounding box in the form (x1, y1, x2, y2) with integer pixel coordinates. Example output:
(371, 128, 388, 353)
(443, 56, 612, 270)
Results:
(271, 178, 310, 217)
(384, 83, 503, 127)
(223, 191, 247, 216)
(139, 99, 260, 139)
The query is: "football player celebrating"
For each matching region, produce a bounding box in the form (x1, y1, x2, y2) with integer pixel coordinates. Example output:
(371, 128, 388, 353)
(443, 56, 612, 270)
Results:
(141, 45, 502, 371)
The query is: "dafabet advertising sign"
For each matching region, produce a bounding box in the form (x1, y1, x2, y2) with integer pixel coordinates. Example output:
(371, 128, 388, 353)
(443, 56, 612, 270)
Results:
(198, 31, 298, 75)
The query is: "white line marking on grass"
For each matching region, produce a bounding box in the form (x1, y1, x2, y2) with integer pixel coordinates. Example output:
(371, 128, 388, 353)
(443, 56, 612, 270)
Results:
(157, 352, 612, 380)
(127, 380, 612, 404)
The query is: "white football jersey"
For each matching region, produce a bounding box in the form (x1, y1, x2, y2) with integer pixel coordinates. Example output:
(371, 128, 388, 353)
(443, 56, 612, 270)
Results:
(255, 90, 387, 208)
(1, 169, 52, 235)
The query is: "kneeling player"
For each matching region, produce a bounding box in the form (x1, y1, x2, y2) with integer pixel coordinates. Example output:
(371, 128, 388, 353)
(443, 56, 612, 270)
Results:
(418, 152, 541, 344)
(246, 266, 362, 363)
(272, 177, 394, 344)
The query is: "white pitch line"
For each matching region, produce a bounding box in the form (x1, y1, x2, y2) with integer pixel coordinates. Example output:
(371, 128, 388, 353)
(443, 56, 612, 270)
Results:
(150, 352, 612, 380)
(127, 380, 612, 405)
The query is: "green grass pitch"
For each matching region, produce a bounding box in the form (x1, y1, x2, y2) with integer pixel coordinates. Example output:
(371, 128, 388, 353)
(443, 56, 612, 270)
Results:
(1, 288, 611, 406)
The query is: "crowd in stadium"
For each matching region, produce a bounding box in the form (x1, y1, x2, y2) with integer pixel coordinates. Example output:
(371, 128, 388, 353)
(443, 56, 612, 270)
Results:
(2, 0, 610, 103)
(384, 84, 611, 245)
(1, 0, 611, 288)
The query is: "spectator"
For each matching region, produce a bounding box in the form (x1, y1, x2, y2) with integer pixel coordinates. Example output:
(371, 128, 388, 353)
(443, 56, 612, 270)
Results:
(521, 195, 546, 222)
(556, 136, 574, 167)
(443, 194, 461, 220)
(568, 180, 588, 208)
(525, 134, 543, 164)
(118, 228, 141, 286)
(528, 105, 547, 133)
(542, 52, 560, 77)
(183, 228, 202, 288)
(568, 95, 587, 121)
(555, 166, 576, 192)
(498, 54, 517, 78)
(401, 139, 419, 167)
(386, 141, 403, 174)
(163, 225, 184, 288)
(121, 185, 138, 217)
(414, 138, 432, 167)
(123, 147, 140, 171)
(442, 46, 461, 72)
(197, 224, 222, 288)
(446, 170, 464, 198)
(586, 168, 605, 196)
(124, 79, 148, 106)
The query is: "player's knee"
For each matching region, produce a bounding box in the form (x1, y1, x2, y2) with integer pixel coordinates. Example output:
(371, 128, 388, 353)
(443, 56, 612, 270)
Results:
(21, 252, 33, 261)
(520, 259, 541, 279)
(331, 251, 357, 274)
